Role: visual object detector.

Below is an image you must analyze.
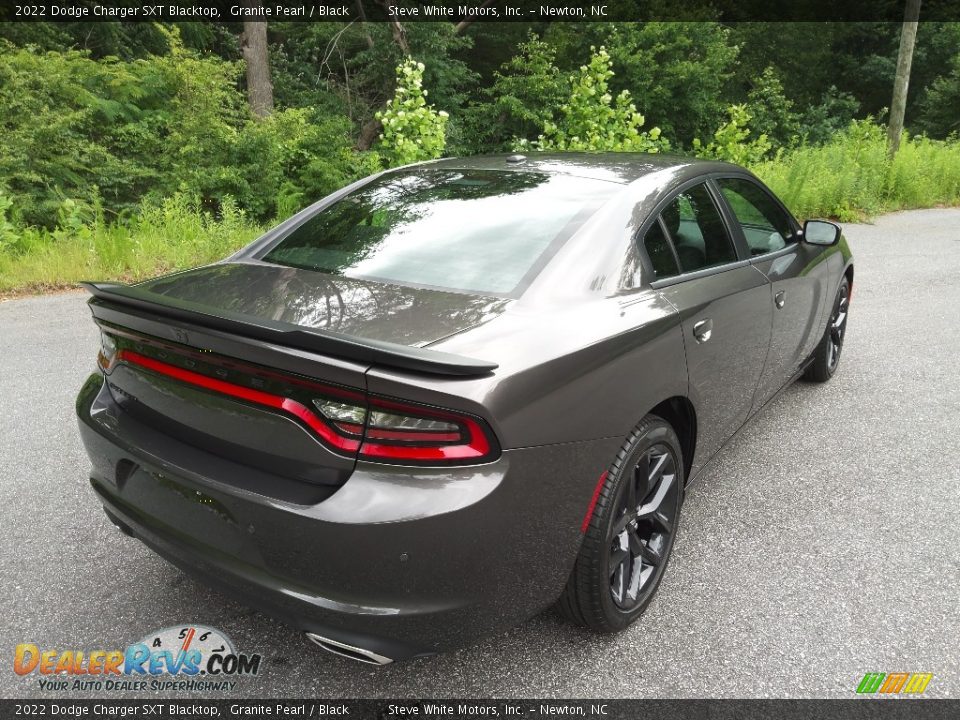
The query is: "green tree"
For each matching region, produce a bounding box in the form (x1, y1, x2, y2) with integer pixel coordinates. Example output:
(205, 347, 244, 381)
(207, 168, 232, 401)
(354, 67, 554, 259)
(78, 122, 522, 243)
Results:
(694, 105, 771, 166)
(745, 67, 799, 150)
(918, 53, 960, 138)
(460, 32, 568, 153)
(609, 23, 737, 147)
(376, 59, 448, 167)
(534, 47, 667, 153)
(799, 86, 860, 146)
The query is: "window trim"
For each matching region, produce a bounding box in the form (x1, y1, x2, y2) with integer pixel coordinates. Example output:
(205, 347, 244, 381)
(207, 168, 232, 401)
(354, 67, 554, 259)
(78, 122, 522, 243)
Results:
(641, 215, 683, 281)
(636, 177, 743, 287)
(632, 171, 801, 291)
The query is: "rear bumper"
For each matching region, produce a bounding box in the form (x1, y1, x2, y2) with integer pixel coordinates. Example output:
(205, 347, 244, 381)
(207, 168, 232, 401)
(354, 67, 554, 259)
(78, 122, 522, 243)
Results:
(76, 373, 619, 659)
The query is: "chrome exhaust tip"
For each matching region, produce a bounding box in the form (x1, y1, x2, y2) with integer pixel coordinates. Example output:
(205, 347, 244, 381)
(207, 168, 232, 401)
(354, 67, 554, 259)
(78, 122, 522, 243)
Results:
(305, 632, 394, 665)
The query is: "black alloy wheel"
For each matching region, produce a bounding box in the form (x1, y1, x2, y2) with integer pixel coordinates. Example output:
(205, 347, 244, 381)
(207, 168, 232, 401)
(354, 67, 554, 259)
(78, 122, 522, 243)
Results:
(805, 277, 850, 382)
(827, 282, 849, 371)
(557, 415, 684, 632)
(608, 443, 679, 611)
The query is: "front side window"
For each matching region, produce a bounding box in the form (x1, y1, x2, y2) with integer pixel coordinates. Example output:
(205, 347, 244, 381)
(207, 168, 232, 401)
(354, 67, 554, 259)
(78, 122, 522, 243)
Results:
(660, 183, 737, 273)
(717, 177, 795, 255)
(262, 169, 619, 297)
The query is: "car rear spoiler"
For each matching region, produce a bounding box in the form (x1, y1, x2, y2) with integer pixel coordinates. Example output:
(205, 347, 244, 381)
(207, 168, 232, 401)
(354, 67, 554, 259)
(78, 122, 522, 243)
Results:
(80, 282, 498, 377)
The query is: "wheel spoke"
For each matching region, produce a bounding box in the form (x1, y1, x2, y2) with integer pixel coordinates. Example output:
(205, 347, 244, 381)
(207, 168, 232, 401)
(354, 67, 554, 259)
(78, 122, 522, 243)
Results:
(644, 453, 669, 502)
(610, 547, 629, 578)
(627, 528, 645, 555)
(637, 470, 676, 519)
(612, 510, 635, 535)
(611, 563, 625, 604)
(650, 510, 673, 534)
(633, 532, 662, 566)
(626, 561, 645, 600)
(833, 310, 846, 331)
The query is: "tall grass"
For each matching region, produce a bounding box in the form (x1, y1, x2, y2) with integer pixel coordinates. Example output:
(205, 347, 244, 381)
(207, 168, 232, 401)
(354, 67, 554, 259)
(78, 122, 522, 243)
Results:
(0, 195, 264, 296)
(753, 120, 960, 221)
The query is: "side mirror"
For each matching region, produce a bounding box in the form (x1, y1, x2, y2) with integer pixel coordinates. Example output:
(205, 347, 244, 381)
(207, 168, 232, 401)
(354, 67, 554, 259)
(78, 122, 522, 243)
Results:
(802, 219, 841, 246)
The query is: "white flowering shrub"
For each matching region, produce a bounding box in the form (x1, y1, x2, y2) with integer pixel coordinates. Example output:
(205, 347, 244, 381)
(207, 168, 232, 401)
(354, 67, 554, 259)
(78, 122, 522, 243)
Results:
(536, 47, 667, 153)
(376, 59, 448, 167)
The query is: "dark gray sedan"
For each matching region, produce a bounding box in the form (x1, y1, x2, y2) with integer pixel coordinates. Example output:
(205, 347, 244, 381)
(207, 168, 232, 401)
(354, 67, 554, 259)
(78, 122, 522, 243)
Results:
(76, 153, 853, 664)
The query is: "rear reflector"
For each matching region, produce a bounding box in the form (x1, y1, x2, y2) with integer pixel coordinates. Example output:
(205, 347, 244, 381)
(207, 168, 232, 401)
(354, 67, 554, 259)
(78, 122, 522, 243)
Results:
(100, 329, 498, 466)
(580, 471, 609, 533)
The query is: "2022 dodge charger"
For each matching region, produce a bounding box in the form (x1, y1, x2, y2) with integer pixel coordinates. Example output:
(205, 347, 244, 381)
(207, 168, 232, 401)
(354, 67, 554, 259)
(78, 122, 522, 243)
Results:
(76, 153, 853, 664)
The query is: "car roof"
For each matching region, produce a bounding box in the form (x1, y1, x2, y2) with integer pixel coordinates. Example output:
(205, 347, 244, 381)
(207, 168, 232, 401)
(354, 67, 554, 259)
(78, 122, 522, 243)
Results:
(423, 153, 745, 185)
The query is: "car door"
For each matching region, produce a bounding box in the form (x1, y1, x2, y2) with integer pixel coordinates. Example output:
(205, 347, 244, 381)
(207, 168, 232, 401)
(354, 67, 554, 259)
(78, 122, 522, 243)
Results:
(645, 181, 773, 478)
(712, 176, 831, 412)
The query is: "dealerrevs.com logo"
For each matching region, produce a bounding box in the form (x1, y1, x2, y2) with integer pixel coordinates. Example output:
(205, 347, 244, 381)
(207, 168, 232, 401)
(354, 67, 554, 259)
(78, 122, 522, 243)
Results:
(14, 625, 262, 692)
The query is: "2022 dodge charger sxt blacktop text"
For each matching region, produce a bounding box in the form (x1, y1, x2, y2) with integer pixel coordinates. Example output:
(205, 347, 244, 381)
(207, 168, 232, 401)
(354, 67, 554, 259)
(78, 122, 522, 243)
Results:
(76, 154, 853, 664)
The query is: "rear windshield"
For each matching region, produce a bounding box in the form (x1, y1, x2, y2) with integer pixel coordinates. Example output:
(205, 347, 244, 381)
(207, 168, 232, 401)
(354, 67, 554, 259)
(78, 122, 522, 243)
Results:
(261, 169, 619, 296)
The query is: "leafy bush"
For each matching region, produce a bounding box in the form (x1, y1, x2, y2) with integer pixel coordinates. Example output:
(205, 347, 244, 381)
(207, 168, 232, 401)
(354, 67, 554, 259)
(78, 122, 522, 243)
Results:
(0, 33, 380, 228)
(745, 67, 799, 149)
(542, 22, 738, 148)
(798, 86, 861, 146)
(694, 105, 772, 166)
(0, 191, 20, 253)
(532, 47, 667, 153)
(918, 53, 960, 139)
(461, 33, 569, 153)
(376, 59, 449, 167)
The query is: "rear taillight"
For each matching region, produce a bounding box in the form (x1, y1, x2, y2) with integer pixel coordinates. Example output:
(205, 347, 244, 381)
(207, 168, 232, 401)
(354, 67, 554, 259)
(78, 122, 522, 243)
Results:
(97, 331, 117, 371)
(356, 398, 493, 464)
(97, 328, 498, 466)
(313, 393, 494, 463)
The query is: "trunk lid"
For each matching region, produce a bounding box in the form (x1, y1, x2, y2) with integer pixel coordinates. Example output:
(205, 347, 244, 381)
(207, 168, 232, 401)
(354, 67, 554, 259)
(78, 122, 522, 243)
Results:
(84, 262, 506, 493)
(138, 261, 511, 348)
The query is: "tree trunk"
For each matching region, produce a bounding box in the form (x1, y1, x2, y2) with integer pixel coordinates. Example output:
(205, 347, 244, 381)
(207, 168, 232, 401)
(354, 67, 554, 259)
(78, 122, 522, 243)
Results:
(378, 1, 410, 54)
(355, 0, 374, 49)
(887, 0, 922, 158)
(357, 118, 383, 151)
(454, 0, 495, 34)
(240, 5, 273, 119)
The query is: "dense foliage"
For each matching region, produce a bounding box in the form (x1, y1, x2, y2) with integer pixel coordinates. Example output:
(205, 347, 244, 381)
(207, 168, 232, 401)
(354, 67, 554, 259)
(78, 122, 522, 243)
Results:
(1, 19, 959, 294)
(375, 59, 449, 166)
(530, 47, 667, 153)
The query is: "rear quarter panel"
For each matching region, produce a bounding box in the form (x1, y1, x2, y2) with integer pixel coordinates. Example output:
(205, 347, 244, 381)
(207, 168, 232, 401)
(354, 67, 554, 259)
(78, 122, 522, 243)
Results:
(365, 292, 687, 451)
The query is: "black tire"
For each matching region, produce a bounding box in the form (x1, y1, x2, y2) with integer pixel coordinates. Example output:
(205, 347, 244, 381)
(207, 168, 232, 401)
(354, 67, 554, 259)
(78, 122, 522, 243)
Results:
(804, 277, 850, 383)
(557, 415, 684, 632)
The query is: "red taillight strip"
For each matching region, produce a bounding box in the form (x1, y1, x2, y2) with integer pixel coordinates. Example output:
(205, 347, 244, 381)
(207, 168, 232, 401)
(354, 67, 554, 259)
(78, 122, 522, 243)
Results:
(115, 350, 360, 453)
(364, 427, 463, 443)
(360, 415, 491, 461)
(580, 471, 609, 534)
(102, 323, 365, 402)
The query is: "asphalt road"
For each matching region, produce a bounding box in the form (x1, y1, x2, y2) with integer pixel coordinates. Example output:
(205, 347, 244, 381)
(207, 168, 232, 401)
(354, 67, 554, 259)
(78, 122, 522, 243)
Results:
(1, 209, 958, 699)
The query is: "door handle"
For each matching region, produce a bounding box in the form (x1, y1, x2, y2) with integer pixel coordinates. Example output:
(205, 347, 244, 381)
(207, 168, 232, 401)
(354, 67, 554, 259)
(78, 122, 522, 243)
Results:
(775, 290, 786, 309)
(693, 319, 713, 343)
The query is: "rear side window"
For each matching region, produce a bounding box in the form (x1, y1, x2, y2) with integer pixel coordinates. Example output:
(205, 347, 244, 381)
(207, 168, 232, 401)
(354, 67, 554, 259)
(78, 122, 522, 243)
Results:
(660, 183, 737, 272)
(643, 220, 680, 279)
(262, 169, 619, 297)
(717, 177, 795, 255)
